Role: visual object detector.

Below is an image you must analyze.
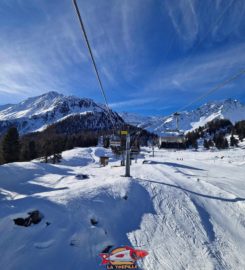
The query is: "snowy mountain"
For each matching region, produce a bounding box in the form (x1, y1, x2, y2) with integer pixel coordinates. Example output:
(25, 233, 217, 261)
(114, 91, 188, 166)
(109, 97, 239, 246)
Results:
(120, 112, 166, 134)
(0, 92, 124, 135)
(0, 93, 244, 137)
(121, 99, 245, 135)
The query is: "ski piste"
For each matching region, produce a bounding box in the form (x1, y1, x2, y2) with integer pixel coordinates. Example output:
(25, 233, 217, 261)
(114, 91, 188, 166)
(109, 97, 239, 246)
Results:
(1, 146, 245, 269)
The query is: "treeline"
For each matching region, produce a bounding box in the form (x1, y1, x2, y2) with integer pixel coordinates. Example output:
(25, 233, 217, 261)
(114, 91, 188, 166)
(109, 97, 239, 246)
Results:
(0, 123, 156, 165)
(0, 127, 98, 165)
(185, 119, 245, 150)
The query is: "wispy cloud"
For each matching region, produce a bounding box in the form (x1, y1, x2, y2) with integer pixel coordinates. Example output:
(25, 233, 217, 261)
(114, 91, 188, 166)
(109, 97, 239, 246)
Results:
(0, 0, 244, 114)
(110, 97, 158, 109)
(0, 0, 93, 98)
(163, 0, 245, 48)
(137, 43, 245, 109)
(165, 0, 198, 46)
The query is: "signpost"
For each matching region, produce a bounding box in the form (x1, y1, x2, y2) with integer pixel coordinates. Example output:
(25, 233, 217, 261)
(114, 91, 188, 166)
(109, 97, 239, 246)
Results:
(120, 130, 128, 135)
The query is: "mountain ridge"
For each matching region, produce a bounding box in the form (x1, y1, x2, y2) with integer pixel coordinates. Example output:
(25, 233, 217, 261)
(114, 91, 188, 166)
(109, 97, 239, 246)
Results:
(0, 91, 123, 135)
(120, 98, 245, 135)
(0, 92, 244, 136)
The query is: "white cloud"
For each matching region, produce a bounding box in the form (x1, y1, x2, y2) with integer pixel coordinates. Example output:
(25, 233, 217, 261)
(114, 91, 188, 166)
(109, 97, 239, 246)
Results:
(165, 0, 198, 46)
(0, 0, 244, 112)
(139, 43, 245, 98)
(164, 0, 245, 49)
(0, 1, 92, 99)
(110, 97, 157, 109)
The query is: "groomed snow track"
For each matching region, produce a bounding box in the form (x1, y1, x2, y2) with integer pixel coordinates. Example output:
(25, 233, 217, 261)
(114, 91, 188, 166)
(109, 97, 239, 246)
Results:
(0, 147, 245, 270)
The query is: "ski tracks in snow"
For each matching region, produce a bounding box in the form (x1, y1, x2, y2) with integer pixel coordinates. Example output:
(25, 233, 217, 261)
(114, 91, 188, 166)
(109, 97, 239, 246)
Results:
(129, 160, 245, 270)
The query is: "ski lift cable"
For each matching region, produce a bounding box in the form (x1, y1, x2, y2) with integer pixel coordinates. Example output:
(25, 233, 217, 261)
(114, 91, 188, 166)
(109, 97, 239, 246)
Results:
(178, 69, 245, 112)
(130, 0, 230, 141)
(72, 0, 116, 129)
(128, 2, 237, 143)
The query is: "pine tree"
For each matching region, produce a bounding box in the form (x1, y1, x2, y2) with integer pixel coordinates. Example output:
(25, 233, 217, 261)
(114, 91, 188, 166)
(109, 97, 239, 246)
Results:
(234, 120, 245, 141)
(1, 127, 20, 163)
(42, 140, 52, 163)
(51, 137, 63, 164)
(28, 141, 37, 160)
(0, 146, 4, 165)
(230, 136, 238, 147)
(223, 138, 229, 148)
(213, 134, 222, 149)
(103, 137, 110, 148)
(203, 139, 209, 149)
(192, 140, 198, 150)
(208, 139, 214, 148)
(20, 143, 29, 161)
(214, 134, 229, 149)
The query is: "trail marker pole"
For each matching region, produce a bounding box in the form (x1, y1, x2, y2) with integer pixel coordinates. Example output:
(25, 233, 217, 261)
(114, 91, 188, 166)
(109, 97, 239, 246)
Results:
(125, 134, 131, 177)
(121, 151, 125, 166)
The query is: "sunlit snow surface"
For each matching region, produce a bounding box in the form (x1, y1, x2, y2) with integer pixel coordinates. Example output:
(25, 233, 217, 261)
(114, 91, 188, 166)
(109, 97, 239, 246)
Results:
(0, 146, 245, 270)
(121, 99, 245, 135)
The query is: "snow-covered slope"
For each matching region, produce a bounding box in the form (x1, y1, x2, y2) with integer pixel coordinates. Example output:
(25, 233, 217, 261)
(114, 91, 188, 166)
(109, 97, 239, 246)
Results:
(121, 99, 245, 135)
(0, 147, 245, 269)
(0, 92, 124, 135)
(0, 92, 65, 120)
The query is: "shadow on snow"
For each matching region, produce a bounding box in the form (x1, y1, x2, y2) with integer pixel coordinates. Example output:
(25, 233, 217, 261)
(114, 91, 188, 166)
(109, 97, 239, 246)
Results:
(143, 160, 206, 171)
(137, 178, 245, 203)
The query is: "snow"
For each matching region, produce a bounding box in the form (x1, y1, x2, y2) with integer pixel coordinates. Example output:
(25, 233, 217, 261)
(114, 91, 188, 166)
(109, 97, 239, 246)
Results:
(0, 92, 64, 120)
(121, 99, 245, 135)
(0, 92, 119, 135)
(0, 91, 105, 122)
(0, 146, 245, 269)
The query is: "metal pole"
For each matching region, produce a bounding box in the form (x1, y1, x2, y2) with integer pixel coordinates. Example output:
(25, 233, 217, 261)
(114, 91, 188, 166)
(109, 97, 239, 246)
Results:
(121, 151, 125, 166)
(125, 134, 131, 177)
(174, 112, 180, 131)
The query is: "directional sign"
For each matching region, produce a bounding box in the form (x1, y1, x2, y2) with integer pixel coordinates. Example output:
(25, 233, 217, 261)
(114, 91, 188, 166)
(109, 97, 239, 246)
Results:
(120, 130, 128, 135)
(110, 141, 121, 147)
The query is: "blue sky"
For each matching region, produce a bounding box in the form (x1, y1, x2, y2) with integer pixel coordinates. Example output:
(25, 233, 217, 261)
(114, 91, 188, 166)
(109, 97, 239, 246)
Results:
(0, 0, 244, 116)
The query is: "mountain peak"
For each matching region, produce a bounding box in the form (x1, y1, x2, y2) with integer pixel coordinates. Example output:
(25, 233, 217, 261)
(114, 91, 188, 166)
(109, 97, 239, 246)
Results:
(0, 91, 102, 121)
(40, 91, 63, 99)
(203, 98, 241, 107)
(0, 91, 123, 135)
